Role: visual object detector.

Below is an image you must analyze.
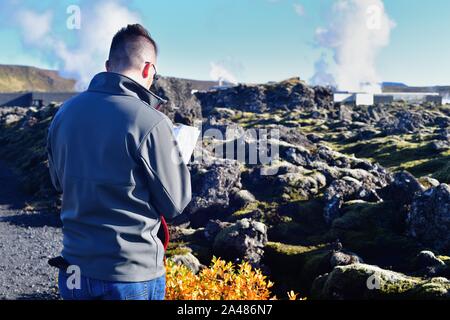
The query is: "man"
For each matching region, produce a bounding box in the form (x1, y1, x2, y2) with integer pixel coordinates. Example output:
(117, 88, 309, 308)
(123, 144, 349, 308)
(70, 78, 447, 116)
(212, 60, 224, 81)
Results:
(46, 24, 192, 300)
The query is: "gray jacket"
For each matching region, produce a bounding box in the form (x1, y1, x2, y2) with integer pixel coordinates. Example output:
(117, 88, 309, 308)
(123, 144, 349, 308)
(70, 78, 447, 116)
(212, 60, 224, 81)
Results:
(46, 72, 192, 282)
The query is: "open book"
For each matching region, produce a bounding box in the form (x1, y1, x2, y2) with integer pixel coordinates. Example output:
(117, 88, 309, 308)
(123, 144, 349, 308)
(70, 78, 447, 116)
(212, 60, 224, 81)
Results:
(172, 124, 201, 164)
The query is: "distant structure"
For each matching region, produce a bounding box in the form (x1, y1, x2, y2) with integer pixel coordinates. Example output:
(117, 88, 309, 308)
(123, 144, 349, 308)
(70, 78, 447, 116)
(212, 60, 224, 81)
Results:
(334, 92, 374, 106)
(209, 81, 237, 91)
(334, 91, 442, 106)
(374, 92, 442, 105)
(0, 92, 77, 107)
(191, 80, 236, 94)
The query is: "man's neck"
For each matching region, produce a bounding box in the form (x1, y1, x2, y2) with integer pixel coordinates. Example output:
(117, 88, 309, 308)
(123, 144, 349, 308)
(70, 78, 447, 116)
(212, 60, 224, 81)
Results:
(88, 72, 166, 110)
(117, 70, 147, 88)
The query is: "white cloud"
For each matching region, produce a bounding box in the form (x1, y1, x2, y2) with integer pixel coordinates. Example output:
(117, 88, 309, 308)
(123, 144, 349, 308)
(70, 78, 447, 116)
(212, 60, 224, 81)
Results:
(54, 1, 141, 89)
(16, 10, 53, 44)
(293, 3, 305, 16)
(15, 1, 142, 90)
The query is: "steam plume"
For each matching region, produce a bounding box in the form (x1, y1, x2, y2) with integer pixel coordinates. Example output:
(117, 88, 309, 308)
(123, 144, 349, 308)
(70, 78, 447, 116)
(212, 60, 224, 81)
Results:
(16, 1, 141, 90)
(311, 0, 395, 93)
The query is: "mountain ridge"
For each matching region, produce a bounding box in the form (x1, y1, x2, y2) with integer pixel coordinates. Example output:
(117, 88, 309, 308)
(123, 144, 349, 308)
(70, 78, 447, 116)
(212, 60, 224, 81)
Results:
(0, 64, 222, 93)
(0, 64, 77, 93)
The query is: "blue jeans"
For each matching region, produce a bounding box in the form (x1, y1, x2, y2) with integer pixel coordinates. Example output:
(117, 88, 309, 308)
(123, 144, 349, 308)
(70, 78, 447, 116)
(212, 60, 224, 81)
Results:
(58, 269, 166, 300)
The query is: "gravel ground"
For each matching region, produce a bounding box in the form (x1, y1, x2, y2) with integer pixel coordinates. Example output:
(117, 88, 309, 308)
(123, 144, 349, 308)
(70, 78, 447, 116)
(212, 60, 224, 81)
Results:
(0, 160, 62, 300)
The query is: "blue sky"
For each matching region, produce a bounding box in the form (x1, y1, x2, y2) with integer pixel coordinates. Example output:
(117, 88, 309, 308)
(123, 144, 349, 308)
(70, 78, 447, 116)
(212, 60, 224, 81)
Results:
(0, 0, 449, 87)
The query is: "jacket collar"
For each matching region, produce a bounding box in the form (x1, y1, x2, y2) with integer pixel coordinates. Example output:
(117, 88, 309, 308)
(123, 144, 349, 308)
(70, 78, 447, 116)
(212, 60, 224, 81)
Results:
(87, 72, 167, 110)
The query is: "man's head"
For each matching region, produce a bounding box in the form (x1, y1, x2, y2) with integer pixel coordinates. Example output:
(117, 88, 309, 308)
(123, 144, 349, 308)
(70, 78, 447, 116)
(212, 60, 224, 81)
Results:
(106, 24, 158, 89)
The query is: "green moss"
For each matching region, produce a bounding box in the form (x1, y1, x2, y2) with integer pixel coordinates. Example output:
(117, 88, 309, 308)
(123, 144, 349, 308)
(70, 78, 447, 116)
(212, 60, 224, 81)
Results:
(275, 199, 327, 244)
(0, 106, 62, 207)
(411, 157, 450, 184)
(282, 190, 310, 202)
(231, 201, 260, 217)
(165, 244, 192, 257)
(316, 264, 450, 299)
(229, 201, 278, 225)
(337, 136, 436, 168)
(225, 108, 327, 131)
(265, 241, 324, 256)
(408, 279, 450, 299)
(327, 201, 422, 269)
(300, 251, 333, 290)
(263, 241, 327, 280)
(329, 130, 449, 184)
(312, 263, 433, 299)
(263, 241, 330, 296)
(228, 111, 260, 128)
(269, 222, 307, 244)
(269, 206, 327, 245)
(438, 255, 450, 261)
(166, 241, 212, 265)
(437, 256, 450, 271)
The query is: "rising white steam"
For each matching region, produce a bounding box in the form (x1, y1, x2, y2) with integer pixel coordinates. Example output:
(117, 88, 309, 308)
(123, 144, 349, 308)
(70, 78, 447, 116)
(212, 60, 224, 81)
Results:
(209, 62, 239, 86)
(309, 54, 336, 87)
(311, 0, 395, 93)
(16, 1, 141, 90)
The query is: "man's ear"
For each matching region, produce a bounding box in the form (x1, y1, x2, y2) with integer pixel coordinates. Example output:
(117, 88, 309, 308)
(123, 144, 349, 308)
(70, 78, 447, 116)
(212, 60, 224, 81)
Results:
(142, 62, 151, 79)
(105, 60, 110, 72)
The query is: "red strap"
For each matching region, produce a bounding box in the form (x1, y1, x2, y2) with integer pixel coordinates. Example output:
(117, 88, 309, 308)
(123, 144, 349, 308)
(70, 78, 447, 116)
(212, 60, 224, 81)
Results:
(161, 216, 170, 251)
(161, 216, 170, 267)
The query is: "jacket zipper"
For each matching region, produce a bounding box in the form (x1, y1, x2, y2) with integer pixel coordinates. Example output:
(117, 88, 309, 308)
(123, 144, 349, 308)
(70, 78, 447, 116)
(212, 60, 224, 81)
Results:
(150, 231, 159, 271)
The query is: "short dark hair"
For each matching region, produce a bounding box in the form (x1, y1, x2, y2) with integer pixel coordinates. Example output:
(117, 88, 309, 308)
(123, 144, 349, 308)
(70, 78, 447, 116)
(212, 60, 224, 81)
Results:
(108, 24, 158, 71)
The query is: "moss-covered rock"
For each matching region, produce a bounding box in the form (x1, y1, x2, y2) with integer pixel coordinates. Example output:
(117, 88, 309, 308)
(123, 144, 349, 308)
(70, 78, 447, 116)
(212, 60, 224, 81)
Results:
(406, 184, 450, 253)
(166, 243, 193, 257)
(311, 263, 450, 299)
(408, 278, 450, 299)
(213, 218, 268, 267)
(326, 201, 422, 269)
(0, 104, 61, 210)
(263, 241, 330, 295)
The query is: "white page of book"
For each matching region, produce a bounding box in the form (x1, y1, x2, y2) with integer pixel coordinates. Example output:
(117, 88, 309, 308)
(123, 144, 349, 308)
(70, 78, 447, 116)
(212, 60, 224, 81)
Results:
(172, 124, 200, 164)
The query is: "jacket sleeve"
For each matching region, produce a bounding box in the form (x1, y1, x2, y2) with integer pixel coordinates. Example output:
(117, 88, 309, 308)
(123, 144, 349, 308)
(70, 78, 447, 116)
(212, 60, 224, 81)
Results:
(137, 117, 192, 220)
(46, 125, 63, 193)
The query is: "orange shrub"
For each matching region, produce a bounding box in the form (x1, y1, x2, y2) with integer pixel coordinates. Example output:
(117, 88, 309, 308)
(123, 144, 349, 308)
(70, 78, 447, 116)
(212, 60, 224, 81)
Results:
(165, 256, 303, 300)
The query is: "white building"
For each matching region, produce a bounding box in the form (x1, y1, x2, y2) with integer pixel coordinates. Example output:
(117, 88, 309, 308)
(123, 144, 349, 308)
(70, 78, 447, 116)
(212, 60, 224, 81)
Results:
(374, 92, 442, 105)
(333, 92, 374, 106)
(333, 92, 442, 106)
